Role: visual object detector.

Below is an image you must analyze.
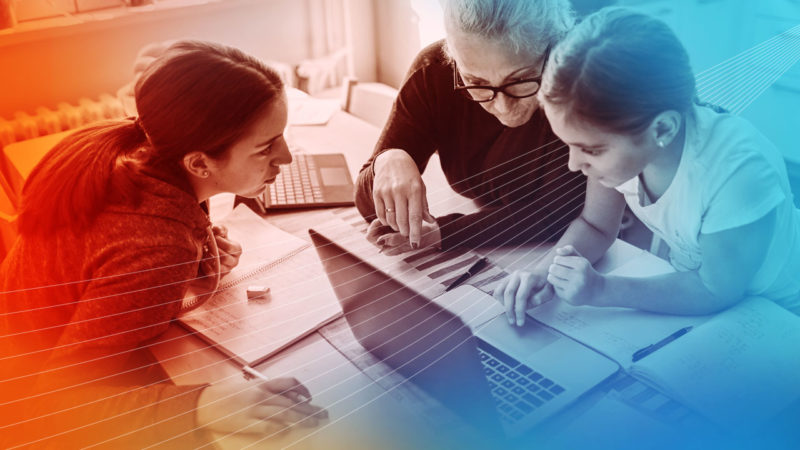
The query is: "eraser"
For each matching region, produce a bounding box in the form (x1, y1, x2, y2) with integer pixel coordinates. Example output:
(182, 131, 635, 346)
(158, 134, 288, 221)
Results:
(246, 285, 270, 301)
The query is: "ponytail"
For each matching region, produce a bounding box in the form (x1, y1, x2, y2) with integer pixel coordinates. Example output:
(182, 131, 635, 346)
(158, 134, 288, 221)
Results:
(693, 97, 729, 114)
(19, 120, 148, 236)
(19, 40, 284, 236)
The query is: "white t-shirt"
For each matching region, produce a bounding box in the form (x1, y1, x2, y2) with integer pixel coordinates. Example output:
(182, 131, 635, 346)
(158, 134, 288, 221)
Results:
(615, 105, 800, 313)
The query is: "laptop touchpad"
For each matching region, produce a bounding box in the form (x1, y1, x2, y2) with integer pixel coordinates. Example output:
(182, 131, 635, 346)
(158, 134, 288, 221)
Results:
(476, 314, 560, 356)
(319, 167, 350, 185)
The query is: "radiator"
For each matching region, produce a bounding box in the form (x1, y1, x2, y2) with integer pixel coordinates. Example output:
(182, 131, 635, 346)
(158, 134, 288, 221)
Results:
(0, 94, 126, 147)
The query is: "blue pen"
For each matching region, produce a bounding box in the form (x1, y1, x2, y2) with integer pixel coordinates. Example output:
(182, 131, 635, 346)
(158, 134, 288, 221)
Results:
(632, 326, 693, 362)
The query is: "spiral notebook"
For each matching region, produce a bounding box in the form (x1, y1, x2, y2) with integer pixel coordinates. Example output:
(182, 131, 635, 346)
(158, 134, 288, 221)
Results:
(178, 205, 342, 367)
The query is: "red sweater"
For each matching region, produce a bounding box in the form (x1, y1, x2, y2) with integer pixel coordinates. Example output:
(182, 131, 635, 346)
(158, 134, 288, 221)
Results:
(1, 173, 216, 448)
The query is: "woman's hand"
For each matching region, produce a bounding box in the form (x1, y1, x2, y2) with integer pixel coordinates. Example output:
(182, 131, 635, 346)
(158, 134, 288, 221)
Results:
(366, 219, 441, 256)
(547, 245, 606, 306)
(372, 149, 436, 248)
(493, 270, 555, 327)
(196, 377, 328, 437)
(212, 225, 242, 275)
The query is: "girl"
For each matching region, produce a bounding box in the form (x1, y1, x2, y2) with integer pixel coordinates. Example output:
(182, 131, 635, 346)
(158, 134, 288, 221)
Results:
(495, 8, 800, 325)
(1, 41, 325, 447)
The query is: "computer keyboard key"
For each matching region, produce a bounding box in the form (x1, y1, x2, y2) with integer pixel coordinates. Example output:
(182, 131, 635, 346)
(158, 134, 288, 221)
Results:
(505, 393, 518, 403)
(523, 393, 544, 407)
(487, 359, 499, 367)
(492, 374, 503, 382)
(494, 387, 508, 396)
(526, 384, 540, 393)
(528, 372, 543, 382)
(549, 384, 565, 395)
(540, 378, 554, 389)
(510, 410, 524, 421)
(507, 371, 520, 380)
(517, 378, 530, 387)
(512, 387, 525, 395)
(516, 365, 533, 376)
(515, 401, 534, 414)
(476, 339, 519, 368)
(496, 365, 510, 374)
(538, 390, 554, 401)
(502, 380, 514, 389)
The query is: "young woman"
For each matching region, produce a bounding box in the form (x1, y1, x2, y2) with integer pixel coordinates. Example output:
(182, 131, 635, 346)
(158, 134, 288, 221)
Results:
(0, 41, 326, 447)
(357, 0, 586, 255)
(495, 8, 800, 324)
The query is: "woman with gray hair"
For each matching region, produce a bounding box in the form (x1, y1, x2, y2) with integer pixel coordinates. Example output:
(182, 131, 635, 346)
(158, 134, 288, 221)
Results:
(356, 0, 585, 274)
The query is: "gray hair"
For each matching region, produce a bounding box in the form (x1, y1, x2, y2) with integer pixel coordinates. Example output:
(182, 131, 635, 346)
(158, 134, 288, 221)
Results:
(442, 0, 574, 56)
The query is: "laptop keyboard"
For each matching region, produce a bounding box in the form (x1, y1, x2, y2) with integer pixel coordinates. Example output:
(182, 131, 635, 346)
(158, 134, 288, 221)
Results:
(477, 339, 566, 424)
(268, 154, 324, 206)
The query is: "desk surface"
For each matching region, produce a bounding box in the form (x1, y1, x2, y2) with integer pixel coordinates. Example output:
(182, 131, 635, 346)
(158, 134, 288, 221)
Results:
(147, 106, 697, 449)
(3, 104, 711, 448)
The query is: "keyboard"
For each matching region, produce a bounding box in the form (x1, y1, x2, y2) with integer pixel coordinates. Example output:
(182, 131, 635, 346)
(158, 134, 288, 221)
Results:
(477, 339, 566, 424)
(268, 153, 323, 206)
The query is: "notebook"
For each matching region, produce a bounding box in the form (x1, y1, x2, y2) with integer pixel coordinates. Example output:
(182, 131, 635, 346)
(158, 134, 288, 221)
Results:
(309, 228, 619, 437)
(178, 205, 342, 367)
(259, 153, 354, 209)
(528, 289, 800, 432)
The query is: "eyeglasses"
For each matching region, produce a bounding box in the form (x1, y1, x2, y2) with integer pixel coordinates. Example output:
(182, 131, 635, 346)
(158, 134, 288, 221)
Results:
(453, 45, 551, 103)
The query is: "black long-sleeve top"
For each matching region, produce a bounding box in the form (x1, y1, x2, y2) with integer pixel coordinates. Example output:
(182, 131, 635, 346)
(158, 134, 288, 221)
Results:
(355, 40, 586, 250)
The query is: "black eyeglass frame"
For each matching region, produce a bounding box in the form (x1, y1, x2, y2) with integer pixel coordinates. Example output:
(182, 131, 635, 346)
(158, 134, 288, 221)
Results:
(452, 45, 552, 103)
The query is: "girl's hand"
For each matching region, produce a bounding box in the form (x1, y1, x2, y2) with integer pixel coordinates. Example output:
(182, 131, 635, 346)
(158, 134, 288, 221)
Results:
(493, 270, 555, 327)
(547, 245, 605, 306)
(366, 219, 441, 256)
(196, 377, 328, 437)
(212, 225, 242, 275)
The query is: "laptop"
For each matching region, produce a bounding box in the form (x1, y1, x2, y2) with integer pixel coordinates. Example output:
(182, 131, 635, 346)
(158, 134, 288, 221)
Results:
(308, 228, 619, 438)
(260, 153, 354, 209)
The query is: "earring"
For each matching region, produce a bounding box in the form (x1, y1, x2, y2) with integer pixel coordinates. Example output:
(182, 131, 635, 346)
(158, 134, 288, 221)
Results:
(657, 140, 665, 148)
(202, 171, 209, 177)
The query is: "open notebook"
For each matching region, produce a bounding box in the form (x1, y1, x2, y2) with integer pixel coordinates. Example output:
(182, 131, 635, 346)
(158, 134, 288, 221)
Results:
(528, 257, 800, 432)
(178, 205, 342, 367)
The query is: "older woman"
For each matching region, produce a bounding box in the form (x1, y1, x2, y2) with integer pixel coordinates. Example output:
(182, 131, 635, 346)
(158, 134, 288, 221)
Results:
(355, 0, 586, 258)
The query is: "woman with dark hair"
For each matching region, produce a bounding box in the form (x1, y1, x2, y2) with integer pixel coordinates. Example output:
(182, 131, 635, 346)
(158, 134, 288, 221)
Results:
(496, 8, 800, 322)
(0, 41, 325, 447)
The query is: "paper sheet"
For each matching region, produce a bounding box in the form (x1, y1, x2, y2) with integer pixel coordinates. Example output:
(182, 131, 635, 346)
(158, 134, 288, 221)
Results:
(630, 297, 800, 431)
(179, 205, 342, 366)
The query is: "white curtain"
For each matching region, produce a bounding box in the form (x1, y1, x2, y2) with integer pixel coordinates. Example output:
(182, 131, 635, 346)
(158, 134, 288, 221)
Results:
(298, 0, 351, 94)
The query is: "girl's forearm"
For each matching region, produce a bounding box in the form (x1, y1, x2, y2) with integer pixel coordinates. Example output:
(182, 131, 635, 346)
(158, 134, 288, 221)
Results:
(598, 271, 741, 315)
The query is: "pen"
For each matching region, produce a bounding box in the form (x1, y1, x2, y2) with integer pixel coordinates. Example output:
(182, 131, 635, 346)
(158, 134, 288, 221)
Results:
(445, 257, 489, 292)
(242, 364, 270, 382)
(631, 326, 693, 362)
(242, 365, 311, 403)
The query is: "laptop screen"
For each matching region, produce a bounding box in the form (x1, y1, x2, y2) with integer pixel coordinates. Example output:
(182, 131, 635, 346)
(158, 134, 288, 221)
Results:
(309, 228, 502, 436)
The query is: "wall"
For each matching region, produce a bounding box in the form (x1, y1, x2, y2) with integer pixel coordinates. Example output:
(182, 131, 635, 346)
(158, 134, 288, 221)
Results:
(0, 0, 313, 119)
(373, 0, 423, 88)
(372, 0, 800, 163)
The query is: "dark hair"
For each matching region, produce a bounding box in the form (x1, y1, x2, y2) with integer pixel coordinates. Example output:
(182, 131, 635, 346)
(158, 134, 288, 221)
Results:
(540, 7, 696, 133)
(19, 41, 284, 235)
